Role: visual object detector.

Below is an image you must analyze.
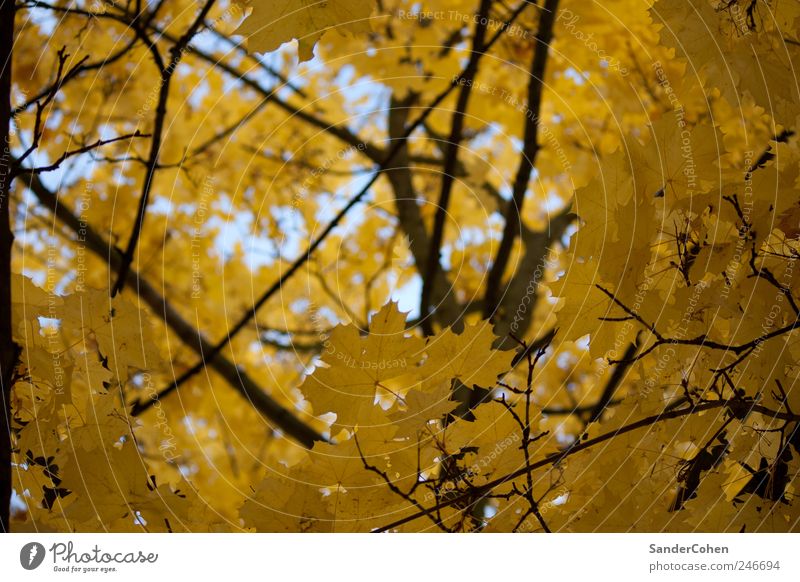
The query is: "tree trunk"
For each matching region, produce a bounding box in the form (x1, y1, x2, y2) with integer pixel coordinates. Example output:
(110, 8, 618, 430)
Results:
(0, 0, 17, 533)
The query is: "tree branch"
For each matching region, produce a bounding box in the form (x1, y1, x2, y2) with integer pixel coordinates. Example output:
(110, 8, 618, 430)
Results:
(420, 0, 493, 335)
(12, 131, 149, 177)
(587, 342, 637, 424)
(11, 35, 138, 117)
(113, 0, 218, 295)
(484, 0, 560, 318)
(385, 93, 461, 329)
(139, 19, 386, 165)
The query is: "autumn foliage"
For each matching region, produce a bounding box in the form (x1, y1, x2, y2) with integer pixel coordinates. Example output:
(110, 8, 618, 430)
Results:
(2, 0, 800, 533)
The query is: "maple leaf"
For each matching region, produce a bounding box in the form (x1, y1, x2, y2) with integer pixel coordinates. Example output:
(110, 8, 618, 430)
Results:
(240, 476, 336, 533)
(423, 321, 515, 389)
(387, 387, 457, 438)
(301, 302, 424, 432)
(234, 0, 374, 61)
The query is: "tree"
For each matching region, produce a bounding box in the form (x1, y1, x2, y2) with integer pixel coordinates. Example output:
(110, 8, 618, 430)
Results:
(2, 0, 800, 532)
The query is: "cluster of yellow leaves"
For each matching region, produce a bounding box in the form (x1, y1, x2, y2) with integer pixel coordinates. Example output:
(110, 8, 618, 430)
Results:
(11, 276, 228, 532)
(541, 0, 800, 532)
(241, 303, 521, 531)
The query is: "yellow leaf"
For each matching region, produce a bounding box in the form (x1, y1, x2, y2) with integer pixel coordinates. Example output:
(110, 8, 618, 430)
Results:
(234, 0, 374, 61)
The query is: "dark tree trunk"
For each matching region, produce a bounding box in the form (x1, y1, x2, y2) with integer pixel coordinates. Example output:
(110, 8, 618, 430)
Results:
(0, 0, 17, 533)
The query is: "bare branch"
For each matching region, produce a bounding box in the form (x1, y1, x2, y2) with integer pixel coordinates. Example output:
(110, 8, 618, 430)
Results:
(112, 0, 219, 295)
(13, 131, 149, 177)
(484, 0, 560, 318)
(420, 0, 493, 335)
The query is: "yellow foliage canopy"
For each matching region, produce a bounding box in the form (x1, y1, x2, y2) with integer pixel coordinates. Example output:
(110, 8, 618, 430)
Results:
(4, 0, 800, 533)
